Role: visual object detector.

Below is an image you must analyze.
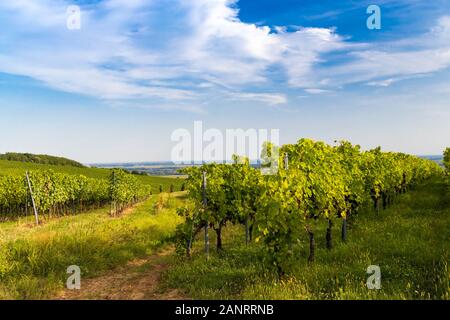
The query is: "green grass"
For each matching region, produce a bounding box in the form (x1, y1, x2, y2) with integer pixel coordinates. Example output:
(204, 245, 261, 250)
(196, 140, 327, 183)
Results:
(163, 177, 450, 300)
(0, 192, 185, 299)
(0, 159, 184, 193)
(1, 177, 448, 300)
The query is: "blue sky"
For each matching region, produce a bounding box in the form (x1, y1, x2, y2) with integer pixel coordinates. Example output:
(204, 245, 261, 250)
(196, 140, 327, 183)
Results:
(0, 0, 449, 163)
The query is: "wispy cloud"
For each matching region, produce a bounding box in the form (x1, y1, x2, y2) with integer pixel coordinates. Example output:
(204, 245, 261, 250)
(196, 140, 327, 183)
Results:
(304, 88, 334, 94)
(1, 0, 450, 111)
(307, 16, 450, 88)
(227, 92, 287, 105)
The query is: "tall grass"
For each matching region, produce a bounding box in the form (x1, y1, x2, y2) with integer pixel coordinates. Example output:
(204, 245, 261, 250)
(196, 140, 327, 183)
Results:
(0, 193, 185, 299)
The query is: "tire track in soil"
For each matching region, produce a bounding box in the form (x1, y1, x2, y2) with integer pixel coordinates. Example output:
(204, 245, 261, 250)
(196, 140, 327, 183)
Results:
(57, 247, 188, 300)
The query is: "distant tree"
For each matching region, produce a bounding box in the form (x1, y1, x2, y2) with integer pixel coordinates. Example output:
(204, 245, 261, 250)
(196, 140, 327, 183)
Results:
(0, 152, 84, 167)
(444, 148, 450, 172)
(130, 170, 147, 175)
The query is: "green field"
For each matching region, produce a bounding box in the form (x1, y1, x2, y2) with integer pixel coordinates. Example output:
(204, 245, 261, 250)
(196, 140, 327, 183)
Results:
(0, 159, 184, 194)
(0, 177, 448, 300)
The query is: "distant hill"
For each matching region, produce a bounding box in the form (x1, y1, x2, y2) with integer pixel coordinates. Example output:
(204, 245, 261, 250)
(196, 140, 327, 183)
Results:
(0, 152, 84, 167)
(418, 155, 444, 167)
(0, 158, 184, 193)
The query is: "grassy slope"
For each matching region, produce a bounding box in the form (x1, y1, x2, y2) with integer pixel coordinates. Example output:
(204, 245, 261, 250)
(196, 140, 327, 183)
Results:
(0, 193, 185, 299)
(0, 159, 184, 193)
(163, 176, 450, 300)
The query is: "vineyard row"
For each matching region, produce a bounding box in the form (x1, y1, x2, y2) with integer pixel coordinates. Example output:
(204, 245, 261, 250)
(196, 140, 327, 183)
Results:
(0, 169, 152, 220)
(176, 139, 444, 275)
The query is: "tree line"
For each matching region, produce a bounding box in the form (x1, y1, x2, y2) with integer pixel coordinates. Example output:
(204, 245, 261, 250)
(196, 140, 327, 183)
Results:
(0, 152, 85, 167)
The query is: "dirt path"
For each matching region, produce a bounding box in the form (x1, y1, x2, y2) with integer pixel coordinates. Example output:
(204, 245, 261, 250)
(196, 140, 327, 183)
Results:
(57, 247, 188, 300)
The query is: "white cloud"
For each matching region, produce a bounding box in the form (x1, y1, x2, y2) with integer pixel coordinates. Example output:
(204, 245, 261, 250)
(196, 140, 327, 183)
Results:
(309, 16, 450, 88)
(1, 0, 292, 107)
(367, 79, 395, 87)
(1, 1, 450, 111)
(304, 88, 333, 94)
(278, 27, 351, 88)
(227, 92, 287, 105)
(0, 0, 66, 28)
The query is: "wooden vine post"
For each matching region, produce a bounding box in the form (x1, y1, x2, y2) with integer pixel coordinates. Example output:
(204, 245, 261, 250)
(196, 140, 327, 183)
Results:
(245, 215, 250, 245)
(284, 153, 294, 251)
(202, 171, 209, 258)
(25, 171, 39, 225)
(341, 217, 347, 242)
(110, 170, 116, 216)
(187, 214, 195, 258)
(284, 152, 289, 171)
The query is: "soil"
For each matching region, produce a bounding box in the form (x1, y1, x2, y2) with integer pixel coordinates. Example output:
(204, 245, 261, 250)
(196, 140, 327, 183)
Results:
(57, 247, 188, 300)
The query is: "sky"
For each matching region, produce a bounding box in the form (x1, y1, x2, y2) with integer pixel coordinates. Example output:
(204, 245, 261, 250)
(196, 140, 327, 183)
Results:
(0, 0, 449, 163)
